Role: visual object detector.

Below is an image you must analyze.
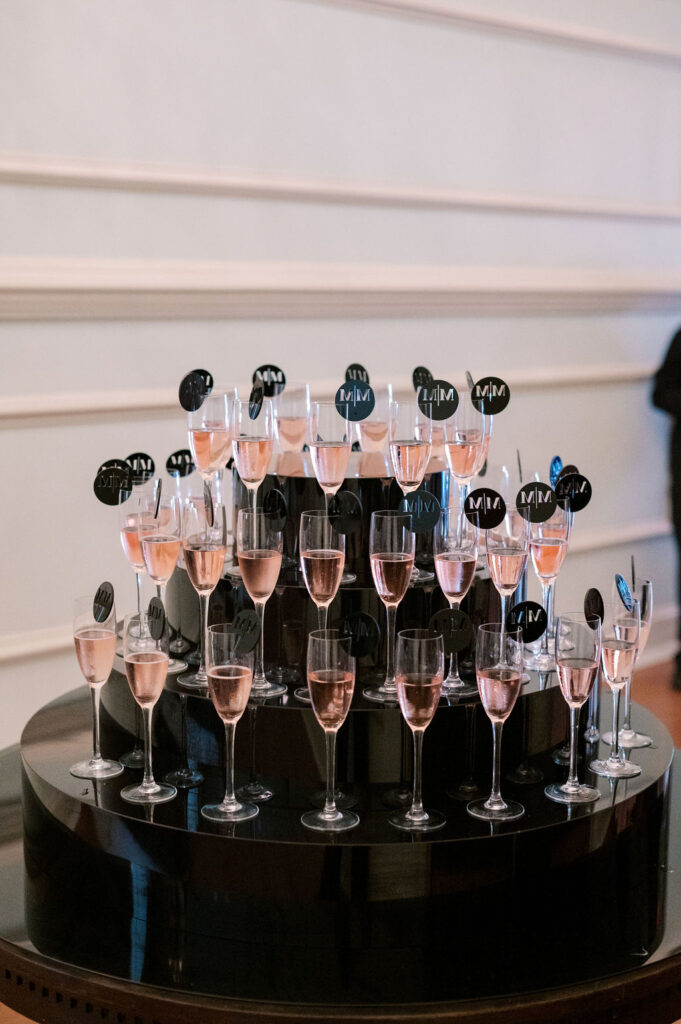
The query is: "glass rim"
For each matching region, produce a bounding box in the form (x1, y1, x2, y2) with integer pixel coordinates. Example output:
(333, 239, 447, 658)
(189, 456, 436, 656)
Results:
(300, 508, 333, 519)
(397, 627, 443, 641)
(308, 628, 353, 645)
(371, 509, 413, 521)
(236, 506, 282, 527)
(477, 621, 522, 641)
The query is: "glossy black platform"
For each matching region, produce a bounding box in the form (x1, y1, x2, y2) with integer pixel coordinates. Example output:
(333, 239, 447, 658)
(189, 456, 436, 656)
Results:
(20, 685, 672, 1007)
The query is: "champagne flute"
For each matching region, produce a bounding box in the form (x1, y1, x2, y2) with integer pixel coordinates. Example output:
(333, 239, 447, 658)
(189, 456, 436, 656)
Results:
(358, 383, 392, 454)
(121, 611, 176, 804)
(138, 492, 183, 671)
(273, 381, 310, 453)
(467, 623, 524, 822)
(545, 614, 601, 805)
(188, 388, 234, 504)
(434, 505, 479, 697)
(201, 624, 257, 822)
(308, 401, 352, 509)
(590, 596, 641, 779)
(236, 508, 285, 698)
(178, 496, 228, 690)
(389, 629, 445, 832)
(486, 507, 529, 632)
(388, 399, 433, 583)
(527, 500, 572, 670)
(233, 397, 274, 514)
(297, 510, 345, 703)
(301, 630, 358, 832)
(443, 391, 489, 508)
(70, 595, 123, 780)
(363, 510, 415, 703)
(603, 578, 653, 750)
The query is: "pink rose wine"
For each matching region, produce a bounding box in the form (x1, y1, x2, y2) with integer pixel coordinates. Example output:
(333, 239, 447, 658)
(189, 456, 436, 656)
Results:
(189, 424, 232, 474)
(389, 441, 431, 492)
(396, 674, 443, 730)
(601, 639, 636, 688)
(487, 547, 528, 596)
(208, 664, 252, 723)
(434, 552, 476, 603)
(309, 442, 350, 494)
(238, 549, 282, 602)
(358, 420, 388, 452)
(445, 429, 485, 481)
(141, 535, 181, 583)
(477, 667, 522, 722)
(74, 628, 116, 685)
(120, 518, 145, 569)
(300, 549, 345, 607)
(233, 437, 273, 486)
(556, 658, 598, 708)
(183, 540, 227, 593)
(530, 538, 567, 581)
(308, 668, 354, 731)
(125, 651, 169, 707)
(275, 415, 308, 452)
(370, 551, 414, 606)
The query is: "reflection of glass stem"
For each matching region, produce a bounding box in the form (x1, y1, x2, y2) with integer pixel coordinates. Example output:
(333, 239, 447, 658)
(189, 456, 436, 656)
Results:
(462, 702, 478, 787)
(399, 716, 411, 799)
(248, 705, 259, 787)
(179, 695, 190, 773)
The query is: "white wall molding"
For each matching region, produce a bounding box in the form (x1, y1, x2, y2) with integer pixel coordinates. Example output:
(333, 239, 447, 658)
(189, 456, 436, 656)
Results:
(303, 0, 681, 68)
(0, 626, 73, 665)
(0, 364, 657, 423)
(1, 152, 681, 223)
(1, 259, 681, 321)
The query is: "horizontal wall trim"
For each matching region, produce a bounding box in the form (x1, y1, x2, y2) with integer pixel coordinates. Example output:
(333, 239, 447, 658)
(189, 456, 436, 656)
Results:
(0, 364, 657, 422)
(0, 523, 673, 664)
(1, 259, 681, 320)
(1, 152, 680, 223)
(306, 0, 681, 67)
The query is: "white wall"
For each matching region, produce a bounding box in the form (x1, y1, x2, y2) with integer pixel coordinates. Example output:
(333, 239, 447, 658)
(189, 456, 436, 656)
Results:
(1, 0, 680, 747)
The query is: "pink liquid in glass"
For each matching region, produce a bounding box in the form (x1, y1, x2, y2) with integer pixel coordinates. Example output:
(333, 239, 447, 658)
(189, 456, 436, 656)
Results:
(208, 664, 252, 723)
(238, 549, 282, 602)
(389, 441, 431, 492)
(396, 673, 443, 731)
(308, 668, 354, 731)
(233, 437, 273, 486)
(183, 541, 226, 593)
(125, 651, 169, 707)
(141, 535, 181, 584)
(477, 667, 522, 722)
(435, 552, 476, 603)
(487, 547, 528, 596)
(300, 549, 345, 607)
(370, 552, 414, 606)
(74, 628, 116, 685)
(309, 442, 350, 494)
(556, 657, 598, 708)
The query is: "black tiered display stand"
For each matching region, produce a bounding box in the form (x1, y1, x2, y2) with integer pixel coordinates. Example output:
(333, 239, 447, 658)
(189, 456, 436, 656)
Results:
(2, 456, 681, 1023)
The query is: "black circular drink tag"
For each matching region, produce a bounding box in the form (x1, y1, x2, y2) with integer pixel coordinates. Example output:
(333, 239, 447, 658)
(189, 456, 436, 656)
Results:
(398, 488, 441, 535)
(549, 455, 563, 489)
(584, 587, 605, 627)
(93, 459, 133, 506)
(339, 611, 380, 659)
(248, 382, 264, 420)
(515, 482, 557, 523)
(417, 379, 459, 420)
(179, 371, 208, 412)
(252, 364, 286, 398)
(554, 473, 592, 513)
(194, 368, 214, 394)
(429, 608, 474, 656)
(147, 597, 166, 641)
(557, 464, 579, 482)
(464, 488, 506, 530)
(203, 480, 214, 527)
(506, 601, 547, 644)
(93, 581, 114, 624)
(263, 487, 287, 531)
(328, 490, 362, 535)
(345, 362, 370, 384)
(335, 381, 376, 422)
(233, 610, 261, 655)
(126, 452, 155, 486)
(615, 573, 635, 613)
(470, 376, 510, 415)
(166, 449, 195, 478)
(412, 366, 433, 392)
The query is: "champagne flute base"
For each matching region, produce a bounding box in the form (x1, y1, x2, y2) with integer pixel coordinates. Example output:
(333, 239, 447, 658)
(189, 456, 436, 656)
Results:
(164, 766, 203, 789)
(589, 757, 641, 779)
(388, 808, 445, 832)
(601, 729, 653, 750)
(119, 748, 145, 769)
(251, 678, 287, 699)
(177, 669, 208, 691)
(544, 781, 600, 804)
(169, 634, 192, 656)
(121, 781, 177, 804)
(584, 725, 600, 744)
(506, 763, 543, 786)
(301, 808, 359, 833)
(70, 758, 124, 780)
(166, 658, 188, 675)
(294, 687, 312, 704)
(185, 648, 201, 667)
(467, 797, 525, 822)
(446, 779, 485, 802)
(201, 800, 258, 823)
(523, 651, 556, 672)
(441, 679, 478, 699)
(362, 684, 399, 704)
(236, 780, 273, 803)
(552, 743, 575, 766)
(309, 787, 357, 810)
(340, 571, 357, 585)
(410, 567, 434, 584)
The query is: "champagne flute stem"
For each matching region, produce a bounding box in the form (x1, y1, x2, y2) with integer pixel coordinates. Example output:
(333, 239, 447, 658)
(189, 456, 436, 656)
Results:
(254, 602, 266, 683)
(385, 605, 397, 689)
(324, 731, 338, 817)
(499, 594, 507, 637)
(567, 705, 580, 788)
(248, 705, 258, 784)
(135, 571, 142, 618)
(251, 487, 258, 515)
(540, 582, 552, 658)
(317, 605, 328, 631)
(446, 600, 461, 683)
(90, 684, 103, 763)
(610, 689, 622, 762)
(622, 676, 633, 732)
(488, 721, 505, 809)
(215, 470, 223, 506)
(142, 706, 155, 789)
(457, 482, 469, 510)
(197, 593, 209, 679)
(411, 730, 425, 818)
(222, 721, 237, 809)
